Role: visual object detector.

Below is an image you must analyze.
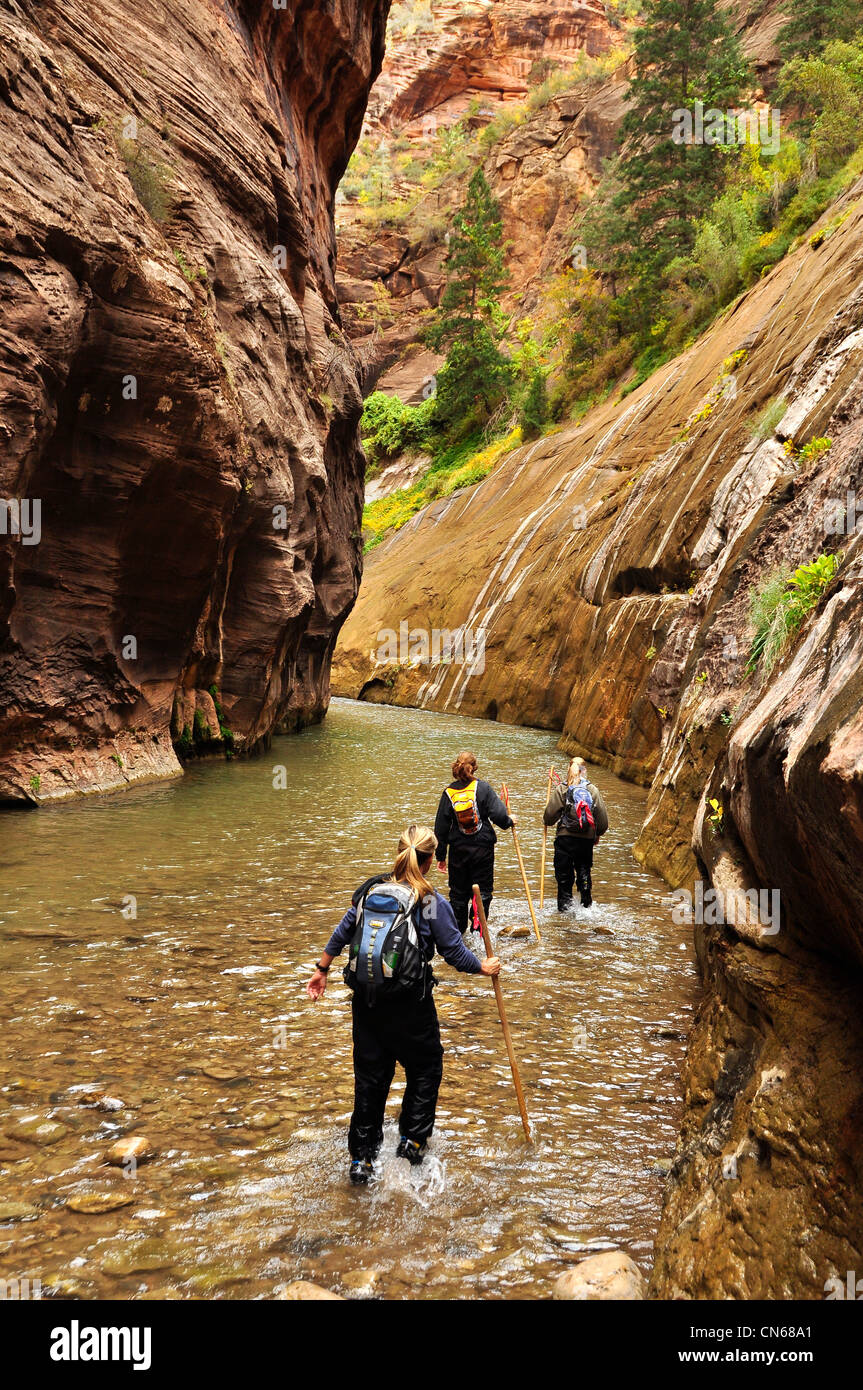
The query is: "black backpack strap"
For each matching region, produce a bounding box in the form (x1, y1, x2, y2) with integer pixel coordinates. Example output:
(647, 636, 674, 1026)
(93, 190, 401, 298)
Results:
(351, 873, 389, 909)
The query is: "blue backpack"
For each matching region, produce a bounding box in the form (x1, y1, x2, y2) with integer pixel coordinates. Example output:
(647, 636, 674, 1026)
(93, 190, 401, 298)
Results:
(344, 882, 428, 1000)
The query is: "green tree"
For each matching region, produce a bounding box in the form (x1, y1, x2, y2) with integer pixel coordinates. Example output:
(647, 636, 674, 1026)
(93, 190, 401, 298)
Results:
(426, 168, 512, 429)
(519, 369, 549, 439)
(778, 0, 861, 59)
(778, 38, 863, 173)
(613, 0, 749, 313)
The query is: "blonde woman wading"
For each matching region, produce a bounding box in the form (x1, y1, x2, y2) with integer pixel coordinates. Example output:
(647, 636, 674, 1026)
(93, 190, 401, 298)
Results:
(543, 757, 609, 911)
(307, 825, 501, 1185)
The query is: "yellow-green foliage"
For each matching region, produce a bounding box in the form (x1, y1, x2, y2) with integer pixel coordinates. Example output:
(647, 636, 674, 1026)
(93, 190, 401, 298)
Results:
(363, 428, 521, 550)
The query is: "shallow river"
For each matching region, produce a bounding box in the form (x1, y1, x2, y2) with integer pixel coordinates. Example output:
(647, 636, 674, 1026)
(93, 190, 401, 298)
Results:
(0, 698, 698, 1300)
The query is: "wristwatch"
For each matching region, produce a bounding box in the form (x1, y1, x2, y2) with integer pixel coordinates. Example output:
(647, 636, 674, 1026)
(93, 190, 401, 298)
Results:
(315, 962, 330, 974)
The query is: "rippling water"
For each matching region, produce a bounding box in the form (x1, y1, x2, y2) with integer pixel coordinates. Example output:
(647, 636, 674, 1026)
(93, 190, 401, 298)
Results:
(0, 699, 698, 1299)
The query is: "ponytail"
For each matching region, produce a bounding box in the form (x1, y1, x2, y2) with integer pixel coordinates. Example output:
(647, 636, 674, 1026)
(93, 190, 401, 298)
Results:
(568, 757, 588, 785)
(391, 824, 437, 900)
(452, 750, 478, 781)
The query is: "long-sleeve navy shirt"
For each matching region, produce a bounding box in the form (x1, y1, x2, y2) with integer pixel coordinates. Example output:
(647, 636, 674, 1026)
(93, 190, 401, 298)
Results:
(324, 887, 482, 974)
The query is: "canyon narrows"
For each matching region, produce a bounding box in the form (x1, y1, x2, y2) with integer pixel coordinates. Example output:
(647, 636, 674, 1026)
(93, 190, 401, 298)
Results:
(333, 1, 863, 1297)
(2, 0, 863, 1311)
(0, 0, 389, 803)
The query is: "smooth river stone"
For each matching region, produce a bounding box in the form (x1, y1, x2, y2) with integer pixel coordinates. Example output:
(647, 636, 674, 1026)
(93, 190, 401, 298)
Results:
(245, 1111, 283, 1131)
(6, 1117, 70, 1146)
(342, 1269, 380, 1291)
(0, 1200, 39, 1222)
(106, 1136, 155, 1167)
(101, 1243, 177, 1276)
(201, 1064, 243, 1081)
(554, 1250, 647, 1300)
(274, 1281, 344, 1300)
(65, 1191, 136, 1214)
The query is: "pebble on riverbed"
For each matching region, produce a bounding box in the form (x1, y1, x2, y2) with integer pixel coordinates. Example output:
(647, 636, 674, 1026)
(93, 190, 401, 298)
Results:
(65, 1191, 136, 1214)
(5, 1117, 70, 1146)
(0, 1200, 40, 1223)
(553, 1250, 647, 1300)
(105, 1136, 155, 1167)
(273, 1281, 344, 1300)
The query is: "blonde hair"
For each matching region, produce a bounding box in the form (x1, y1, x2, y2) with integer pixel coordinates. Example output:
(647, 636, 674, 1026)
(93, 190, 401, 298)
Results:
(452, 750, 478, 781)
(568, 757, 588, 785)
(391, 824, 437, 899)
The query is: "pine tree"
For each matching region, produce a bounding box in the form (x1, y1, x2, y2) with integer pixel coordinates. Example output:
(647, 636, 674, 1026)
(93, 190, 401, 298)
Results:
(779, 0, 861, 59)
(426, 168, 511, 427)
(613, 0, 749, 315)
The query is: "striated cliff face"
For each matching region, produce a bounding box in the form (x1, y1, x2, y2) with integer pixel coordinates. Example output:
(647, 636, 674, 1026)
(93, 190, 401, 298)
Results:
(336, 0, 621, 400)
(365, 0, 614, 135)
(334, 179, 863, 1291)
(0, 0, 389, 803)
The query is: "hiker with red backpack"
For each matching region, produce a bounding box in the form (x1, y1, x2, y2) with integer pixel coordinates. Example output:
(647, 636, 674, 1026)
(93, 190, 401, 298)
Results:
(543, 757, 609, 911)
(434, 750, 515, 936)
(306, 824, 501, 1185)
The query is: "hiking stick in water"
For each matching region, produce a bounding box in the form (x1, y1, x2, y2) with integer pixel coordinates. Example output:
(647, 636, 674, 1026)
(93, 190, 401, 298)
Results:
(501, 784, 542, 944)
(473, 887, 532, 1142)
(539, 765, 555, 910)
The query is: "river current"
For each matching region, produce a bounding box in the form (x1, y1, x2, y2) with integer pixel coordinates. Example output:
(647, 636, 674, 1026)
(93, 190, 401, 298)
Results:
(0, 698, 697, 1299)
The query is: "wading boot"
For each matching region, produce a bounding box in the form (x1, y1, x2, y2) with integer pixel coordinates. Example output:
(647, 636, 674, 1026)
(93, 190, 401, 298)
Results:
(396, 1136, 426, 1166)
(349, 1157, 374, 1185)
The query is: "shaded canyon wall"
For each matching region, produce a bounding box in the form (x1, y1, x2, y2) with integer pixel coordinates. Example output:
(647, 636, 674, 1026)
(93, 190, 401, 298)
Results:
(0, 0, 390, 803)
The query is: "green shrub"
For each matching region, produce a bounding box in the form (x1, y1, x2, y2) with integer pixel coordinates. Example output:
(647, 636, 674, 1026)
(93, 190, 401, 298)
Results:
(519, 369, 548, 439)
(361, 392, 437, 466)
(747, 552, 841, 673)
(749, 395, 788, 442)
(799, 436, 832, 464)
(119, 139, 173, 221)
(362, 427, 520, 549)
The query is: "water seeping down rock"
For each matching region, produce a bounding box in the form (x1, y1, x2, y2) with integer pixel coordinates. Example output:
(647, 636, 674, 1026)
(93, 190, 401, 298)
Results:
(0, 0, 389, 803)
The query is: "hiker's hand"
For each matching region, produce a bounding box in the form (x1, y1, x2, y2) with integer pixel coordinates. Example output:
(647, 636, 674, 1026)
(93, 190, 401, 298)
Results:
(437, 861, 447, 873)
(307, 970, 328, 1001)
(509, 814, 517, 825)
(480, 956, 501, 978)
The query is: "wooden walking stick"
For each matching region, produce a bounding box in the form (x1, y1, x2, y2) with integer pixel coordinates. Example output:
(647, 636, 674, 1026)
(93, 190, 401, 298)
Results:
(472, 887, 532, 1142)
(501, 783, 541, 944)
(540, 764, 555, 910)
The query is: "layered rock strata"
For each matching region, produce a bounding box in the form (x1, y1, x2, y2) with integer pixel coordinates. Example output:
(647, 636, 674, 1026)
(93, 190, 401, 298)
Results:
(0, 0, 389, 802)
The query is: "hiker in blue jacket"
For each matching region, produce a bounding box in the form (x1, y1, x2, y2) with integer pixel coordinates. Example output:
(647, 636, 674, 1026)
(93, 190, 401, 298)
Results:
(543, 757, 609, 910)
(307, 824, 501, 1185)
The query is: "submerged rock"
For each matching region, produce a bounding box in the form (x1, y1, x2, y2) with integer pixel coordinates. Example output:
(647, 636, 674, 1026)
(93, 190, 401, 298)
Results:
(274, 1281, 344, 1300)
(342, 1268, 380, 1291)
(102, 1242, 176, 1276)
(6, 1117, 69, 1146)
(65, 1191, 136, 1214)
(554, 1250, 647, 1301)
(245, 1111, 283, 1132)
(0, 1200, 39, 1222)
(106, 1136, 155, 1168)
